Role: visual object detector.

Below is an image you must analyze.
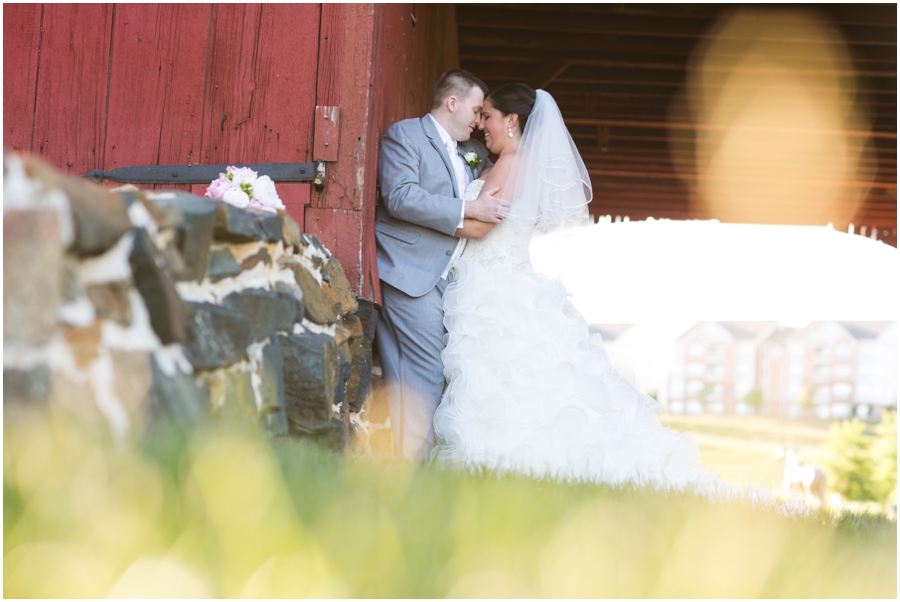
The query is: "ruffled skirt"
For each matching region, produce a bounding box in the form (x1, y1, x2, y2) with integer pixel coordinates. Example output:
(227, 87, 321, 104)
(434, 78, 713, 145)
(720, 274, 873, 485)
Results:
(432, 256, 807, 514)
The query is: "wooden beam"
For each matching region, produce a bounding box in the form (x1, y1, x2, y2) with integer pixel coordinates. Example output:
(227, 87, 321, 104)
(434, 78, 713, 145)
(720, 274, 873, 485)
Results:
(476, 77, 899, 104)
(566, 117, 895, 140)
(460, 45, 899, 70)
(588, 168, 895, 190)
(526, 60, 570, 89)
(456, 6, 898, 45)
(459, 3, 897, 31)
(457, 26, 898, 62)
(581, 158, 898, 177)
(553, 91, 899, 107)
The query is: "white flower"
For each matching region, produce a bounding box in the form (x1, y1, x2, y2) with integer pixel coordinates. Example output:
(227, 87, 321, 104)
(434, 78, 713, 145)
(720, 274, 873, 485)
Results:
(228, 166, 258, 187)
(463, 152, 479, 164)
(253, 175, 284, 209)
(223, 187, 250, 208)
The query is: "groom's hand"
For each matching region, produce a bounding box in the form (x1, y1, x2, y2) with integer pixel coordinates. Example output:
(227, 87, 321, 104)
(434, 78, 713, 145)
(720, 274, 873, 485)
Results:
(464, 186, 511, 223)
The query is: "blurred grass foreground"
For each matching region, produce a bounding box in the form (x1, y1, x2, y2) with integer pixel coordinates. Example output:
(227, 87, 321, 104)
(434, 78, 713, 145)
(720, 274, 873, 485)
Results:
(5, 404, 896, 598)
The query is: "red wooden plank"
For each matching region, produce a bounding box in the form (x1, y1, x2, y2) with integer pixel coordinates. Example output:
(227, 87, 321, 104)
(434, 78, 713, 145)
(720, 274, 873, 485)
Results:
(360, 6, 386, 303)
(313, 106, 341, 161)
(3, 4, 42, 153)
(315, 4, 346, 108)
(310, 4, 373, 213)
(200, 3, 319, 217)
(357, 4, 458, 302)
(31, 4, 112, 175)
(304, 5, 459, 299)
(305, 4, 375, 298)
(305, 207, 363, 289)
(104, 4, 210, 195)
(378, 4, 459, 131)
(200, 3, 264, 165)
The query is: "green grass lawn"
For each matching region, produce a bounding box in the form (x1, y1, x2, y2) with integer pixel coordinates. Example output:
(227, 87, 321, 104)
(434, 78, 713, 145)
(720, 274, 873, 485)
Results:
(4, 407, 897, 598)
(657, 413, 833, 491)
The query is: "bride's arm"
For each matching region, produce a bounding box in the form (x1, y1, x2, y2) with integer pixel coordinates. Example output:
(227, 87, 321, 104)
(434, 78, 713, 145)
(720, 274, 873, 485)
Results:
(454, 158, 513, 240)
(454, 218, 492, 240)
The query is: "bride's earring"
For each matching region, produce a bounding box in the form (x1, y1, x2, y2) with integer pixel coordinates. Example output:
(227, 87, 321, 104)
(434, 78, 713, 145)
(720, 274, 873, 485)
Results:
(507, 126, 514, 138)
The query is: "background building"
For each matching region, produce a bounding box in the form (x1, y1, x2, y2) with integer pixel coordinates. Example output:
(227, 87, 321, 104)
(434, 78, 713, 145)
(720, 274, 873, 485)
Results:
(669, 321, 777, 415)
(760, 321, 897, 420)
(670, 320, 897, 419)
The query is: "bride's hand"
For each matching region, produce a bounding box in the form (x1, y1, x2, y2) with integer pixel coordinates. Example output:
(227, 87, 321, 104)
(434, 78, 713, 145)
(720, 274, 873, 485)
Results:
(464, 186, 511, 223)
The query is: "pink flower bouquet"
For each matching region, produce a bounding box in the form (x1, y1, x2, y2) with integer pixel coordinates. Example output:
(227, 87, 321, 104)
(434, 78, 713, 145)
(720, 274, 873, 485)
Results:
(205, 166, 284, 211)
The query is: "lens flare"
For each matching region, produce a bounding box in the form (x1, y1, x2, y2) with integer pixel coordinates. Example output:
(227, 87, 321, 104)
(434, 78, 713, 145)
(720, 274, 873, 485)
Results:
(671, 8, 874, 228)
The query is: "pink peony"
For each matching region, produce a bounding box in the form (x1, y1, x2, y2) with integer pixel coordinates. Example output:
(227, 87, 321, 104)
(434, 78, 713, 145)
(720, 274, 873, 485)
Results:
(205, 175, 233, 200)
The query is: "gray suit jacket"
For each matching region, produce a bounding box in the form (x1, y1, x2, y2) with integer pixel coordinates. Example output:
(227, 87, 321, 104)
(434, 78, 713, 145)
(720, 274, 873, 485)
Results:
(376, 116, 490, 298)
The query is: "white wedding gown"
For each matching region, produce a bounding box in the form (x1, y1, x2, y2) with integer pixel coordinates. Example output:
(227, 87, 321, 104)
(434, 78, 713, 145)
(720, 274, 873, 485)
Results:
(433, 179, 806, 515)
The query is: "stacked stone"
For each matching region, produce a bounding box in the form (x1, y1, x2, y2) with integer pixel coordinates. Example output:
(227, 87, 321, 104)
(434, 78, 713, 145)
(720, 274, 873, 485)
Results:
(3, 153, 378, 450)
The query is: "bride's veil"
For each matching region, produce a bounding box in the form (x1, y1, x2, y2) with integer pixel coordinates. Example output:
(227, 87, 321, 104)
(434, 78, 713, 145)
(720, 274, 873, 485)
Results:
(502, 89, 593, 233)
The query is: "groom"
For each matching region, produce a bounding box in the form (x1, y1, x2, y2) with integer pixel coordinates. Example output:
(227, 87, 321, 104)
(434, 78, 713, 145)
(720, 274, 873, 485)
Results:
(375, 69, 510, 461)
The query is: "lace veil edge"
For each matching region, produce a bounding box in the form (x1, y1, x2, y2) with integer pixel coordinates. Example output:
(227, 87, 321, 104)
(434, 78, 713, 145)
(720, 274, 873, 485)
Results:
(502, 89, 593, 234)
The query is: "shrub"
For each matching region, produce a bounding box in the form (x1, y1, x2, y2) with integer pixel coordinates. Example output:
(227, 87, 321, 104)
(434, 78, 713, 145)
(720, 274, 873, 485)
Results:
(744, 388, 763, 412)
(825, 414, 897, 504)
(870, 411, 897, 506)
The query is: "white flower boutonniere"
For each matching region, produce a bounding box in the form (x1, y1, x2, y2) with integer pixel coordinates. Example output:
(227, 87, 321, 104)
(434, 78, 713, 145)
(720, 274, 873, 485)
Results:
(460, 151, 483, 177)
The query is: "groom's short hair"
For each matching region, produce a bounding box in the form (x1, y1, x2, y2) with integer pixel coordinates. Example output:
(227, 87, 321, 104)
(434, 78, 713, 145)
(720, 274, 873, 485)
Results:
(432, 69, 489, 110)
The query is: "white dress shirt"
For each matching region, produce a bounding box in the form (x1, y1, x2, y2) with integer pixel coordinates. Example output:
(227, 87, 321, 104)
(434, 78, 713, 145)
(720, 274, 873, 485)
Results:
(428, 114, 471, 279)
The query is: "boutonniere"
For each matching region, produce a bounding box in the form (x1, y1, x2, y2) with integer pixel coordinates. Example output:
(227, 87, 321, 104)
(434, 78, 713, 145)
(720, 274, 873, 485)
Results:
(460, 151, 483, 177)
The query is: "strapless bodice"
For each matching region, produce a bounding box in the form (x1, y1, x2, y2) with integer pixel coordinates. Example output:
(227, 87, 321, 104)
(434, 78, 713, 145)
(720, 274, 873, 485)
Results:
(461, 179, 534, 272)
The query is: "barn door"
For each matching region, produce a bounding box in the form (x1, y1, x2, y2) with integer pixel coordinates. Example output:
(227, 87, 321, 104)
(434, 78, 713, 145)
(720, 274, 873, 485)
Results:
(3, 3, 321, 219)
(3, 3, 390, 298)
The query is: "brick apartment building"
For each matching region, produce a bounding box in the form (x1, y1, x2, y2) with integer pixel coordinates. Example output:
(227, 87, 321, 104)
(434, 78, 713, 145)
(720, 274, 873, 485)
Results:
(669, 321, 897, 419)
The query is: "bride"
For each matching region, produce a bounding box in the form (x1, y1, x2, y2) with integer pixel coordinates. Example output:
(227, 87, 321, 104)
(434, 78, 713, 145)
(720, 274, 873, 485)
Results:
(431, 84, 805, 514)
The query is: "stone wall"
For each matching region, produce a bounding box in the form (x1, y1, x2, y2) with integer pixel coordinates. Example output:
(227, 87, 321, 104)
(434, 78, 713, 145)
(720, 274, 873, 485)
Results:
(3, 153, 384, 451)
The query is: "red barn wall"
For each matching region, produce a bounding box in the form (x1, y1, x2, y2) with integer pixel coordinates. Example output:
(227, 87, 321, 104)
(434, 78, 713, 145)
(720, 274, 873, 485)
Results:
(3, 4, 319, 212)
(378, 4, 460, 131)
(3, 3, 460, 303)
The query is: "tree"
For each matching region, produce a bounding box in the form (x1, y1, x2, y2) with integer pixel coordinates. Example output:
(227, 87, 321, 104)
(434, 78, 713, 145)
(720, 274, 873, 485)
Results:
(870, 410, 897, 506)
(743, 388, 763, 414)
(800, 387, 814, 410)
(696, 384, 713, 407)
(824, 415, 897, 504)
(825, 418, 875, 501)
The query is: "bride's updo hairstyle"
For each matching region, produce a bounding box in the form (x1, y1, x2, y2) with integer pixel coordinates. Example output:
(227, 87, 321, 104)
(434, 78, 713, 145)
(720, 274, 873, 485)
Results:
(486, 83, 537, 134)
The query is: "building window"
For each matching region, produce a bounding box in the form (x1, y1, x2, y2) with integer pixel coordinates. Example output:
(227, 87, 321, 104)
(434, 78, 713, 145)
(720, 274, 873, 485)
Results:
(686, 380, 704, 396)
(706, 364, 725, 381)
(835, 343, 852, 360)
(831, 402, 852, 419)
(813, 346, 831, 364)
(688, 342, 704, 359)
(832, 382, 852, 400)
(707, 347, 725, 363)
(813, 365, 831, 381)
(686, 400, 704, 415)
(834, 364, 852, 379)
(687, 363, 704, 378)
(813, 386, 830, 404)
